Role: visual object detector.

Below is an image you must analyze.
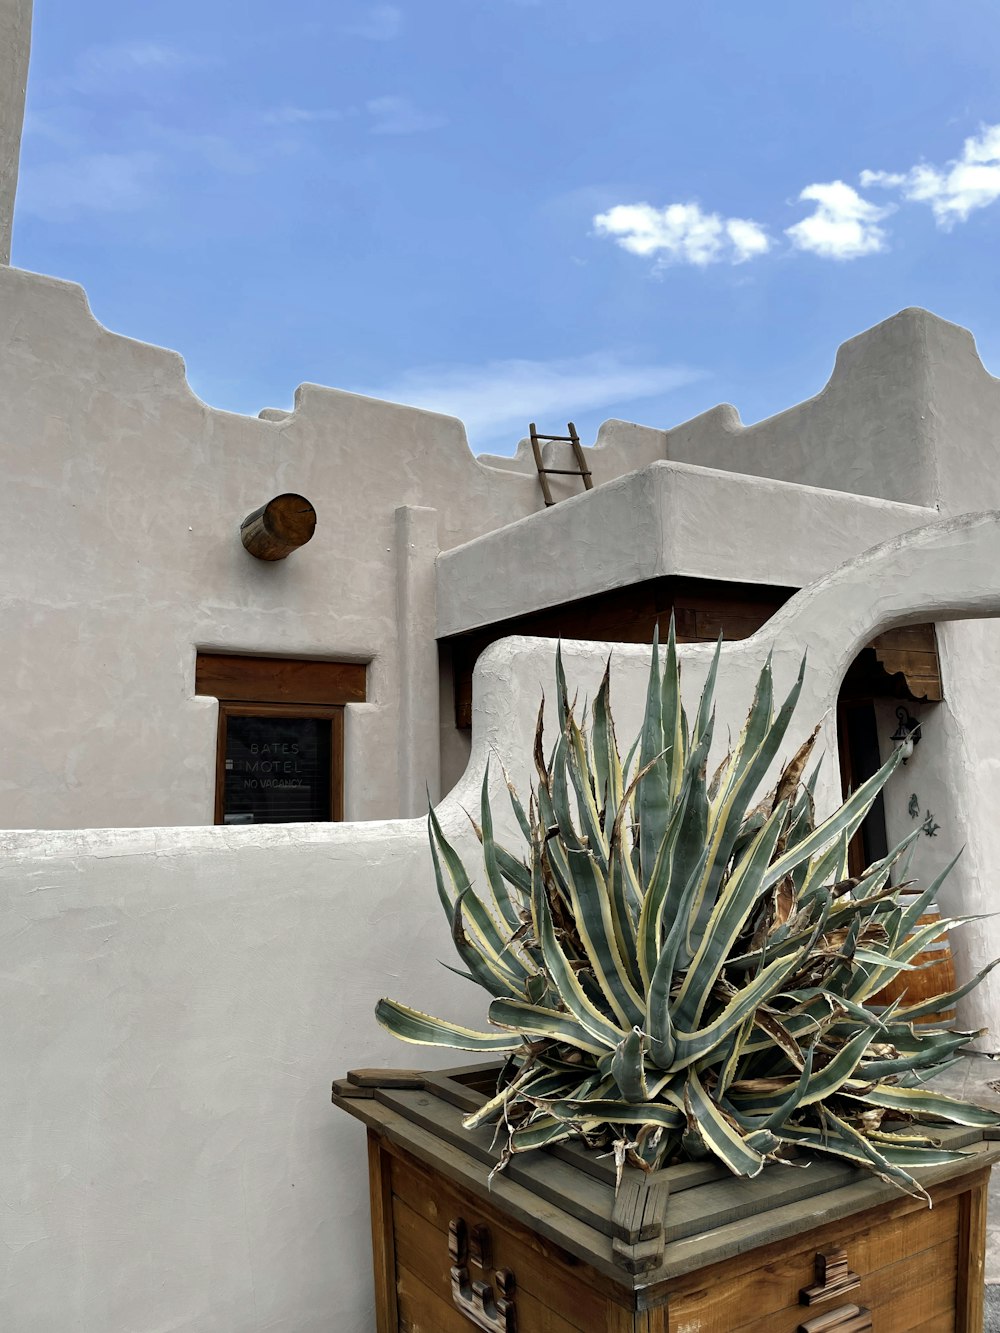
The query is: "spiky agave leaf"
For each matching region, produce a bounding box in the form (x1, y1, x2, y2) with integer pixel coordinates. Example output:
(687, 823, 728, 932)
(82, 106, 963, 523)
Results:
(375, 626, 1000, 1197)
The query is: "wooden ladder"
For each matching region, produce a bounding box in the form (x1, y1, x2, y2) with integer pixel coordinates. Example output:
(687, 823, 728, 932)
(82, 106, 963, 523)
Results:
(529, 422, 593, 506)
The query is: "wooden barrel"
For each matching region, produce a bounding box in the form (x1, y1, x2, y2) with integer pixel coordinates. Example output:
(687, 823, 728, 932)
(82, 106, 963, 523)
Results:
(872, 906, 957, 1026)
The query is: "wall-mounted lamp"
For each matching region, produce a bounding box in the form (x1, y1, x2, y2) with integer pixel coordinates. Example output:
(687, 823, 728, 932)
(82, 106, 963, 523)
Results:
(890, 705, 921, 763)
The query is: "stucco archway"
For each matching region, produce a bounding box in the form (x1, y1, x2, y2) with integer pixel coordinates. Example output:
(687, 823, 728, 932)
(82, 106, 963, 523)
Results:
(463, 511, 1000, 1032)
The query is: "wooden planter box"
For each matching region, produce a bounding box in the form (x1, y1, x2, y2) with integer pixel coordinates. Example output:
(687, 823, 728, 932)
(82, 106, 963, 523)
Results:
(333, 1064, 1000, 1333)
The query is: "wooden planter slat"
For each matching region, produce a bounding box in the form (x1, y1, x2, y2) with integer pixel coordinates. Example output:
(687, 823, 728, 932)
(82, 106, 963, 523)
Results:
(335, 1065, 999, 1331)
(652, 1150, 992, 1288)
(376, 1086, 625, 1238)
(422, 1066, 730, 1194)
(341, 1092, 627, 1293)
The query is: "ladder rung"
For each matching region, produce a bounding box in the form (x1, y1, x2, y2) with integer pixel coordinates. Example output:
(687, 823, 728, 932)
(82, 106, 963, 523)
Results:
(529, 421, 591, 505)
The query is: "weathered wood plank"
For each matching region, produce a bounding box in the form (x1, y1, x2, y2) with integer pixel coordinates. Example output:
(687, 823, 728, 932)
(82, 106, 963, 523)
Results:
(955, 1176, 988, 1332)
(422, 1069, 498, 1115)
(195, 652, 366, 704)
(726, 1235, 957, 1333)
(611, 1173, 671, 1244)
(613, 1234, 664, 1275)
(391, 1147, 618, 1323)
(871, 624, 937, 648)
(549, 1141, 725, 1195)
(393, 1193, 588, 1333)
(908, 1314, 956, 1333)
(643, 1153, 997, 1294)
(376, 1086, 619, 1237)
(665, 1196, 958, 1333)
(332, 1077, 374, 1099)
(427, 1064, 633, 1197)
(368, 1134, 399, 1333)
(350, 1069, 426, 1090)
(657, 1158, 865, 1244)
(336, 1095, 629, 1286)
(606, 1305, 668, 1332)
(397, 1262, 483, 1333)
(425, 1065, 640, 1189)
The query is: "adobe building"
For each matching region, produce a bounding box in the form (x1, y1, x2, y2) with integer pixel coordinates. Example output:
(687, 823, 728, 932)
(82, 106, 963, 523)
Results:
(0, 231, 997, 977)
(0, 255, 994, 921)
(4, 9, 1000, 1327)
(0, 0, 992, 859)
(0, 262, 982, 838)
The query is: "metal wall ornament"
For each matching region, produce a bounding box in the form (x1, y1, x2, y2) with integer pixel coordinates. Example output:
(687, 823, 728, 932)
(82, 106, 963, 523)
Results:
(890, 705, 921, 762)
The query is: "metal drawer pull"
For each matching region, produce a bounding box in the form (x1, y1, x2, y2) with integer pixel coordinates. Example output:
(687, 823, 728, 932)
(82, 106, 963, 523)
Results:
(798, 1304, 872, 1333)
(448, 1217, 517, 1332)
(800, 1247, 862, 1305)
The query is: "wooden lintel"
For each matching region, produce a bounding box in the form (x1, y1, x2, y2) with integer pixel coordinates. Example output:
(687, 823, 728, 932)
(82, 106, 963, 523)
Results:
(196, 653, 367, 706)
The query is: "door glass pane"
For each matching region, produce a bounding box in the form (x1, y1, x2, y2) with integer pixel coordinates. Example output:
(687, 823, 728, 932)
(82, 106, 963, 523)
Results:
(223, 715, 332, 823)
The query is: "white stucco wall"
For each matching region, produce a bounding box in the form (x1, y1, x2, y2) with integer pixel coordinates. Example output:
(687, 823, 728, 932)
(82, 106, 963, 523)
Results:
(659, 308, 992, 511)
(437, 459, 936, 637)
(480, 308, 1000, 516)
(3, 512, 1000, 1331)
(0, 0, 30, 265)
(0, 819, 472, 1333)
(0, 265, 684, 830)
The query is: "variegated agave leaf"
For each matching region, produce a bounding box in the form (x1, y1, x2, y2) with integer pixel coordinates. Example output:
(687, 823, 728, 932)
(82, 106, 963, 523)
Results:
(376, 627, 1000, 1198)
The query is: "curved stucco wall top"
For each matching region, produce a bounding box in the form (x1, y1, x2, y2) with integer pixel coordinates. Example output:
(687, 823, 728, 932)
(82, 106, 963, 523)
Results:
(462, 511, 1000, 1059)
(478, 308, 1000, 518)
(654, 307, 1000, 513)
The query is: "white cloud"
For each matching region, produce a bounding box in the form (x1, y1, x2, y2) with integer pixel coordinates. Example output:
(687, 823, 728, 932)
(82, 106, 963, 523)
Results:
(359, 352, 703, 449)
(343, 5, 403, 40)
(724, 217, 772, 263)
(593, 201, 770, 267)
(17, 151, 161, 221)
(859, 169, 908, 190)
(862, 123, 1000, 227)
(366, 96, 447, 136)
(785, 181, 892, 259)
(258, 106, 351, 127)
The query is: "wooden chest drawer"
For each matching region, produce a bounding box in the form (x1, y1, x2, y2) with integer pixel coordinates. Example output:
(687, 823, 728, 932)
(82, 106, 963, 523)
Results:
(387, 1141, 622, 1332)
(336, 1068, 998, 1333)
(666, 1193, 964, 1332)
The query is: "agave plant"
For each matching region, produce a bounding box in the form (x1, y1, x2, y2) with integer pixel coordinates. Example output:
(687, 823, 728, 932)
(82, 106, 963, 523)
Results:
(377, 627, 1000, 1200)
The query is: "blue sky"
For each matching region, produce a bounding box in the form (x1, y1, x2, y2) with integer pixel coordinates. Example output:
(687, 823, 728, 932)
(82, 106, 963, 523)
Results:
(13, 1, 1000, 454)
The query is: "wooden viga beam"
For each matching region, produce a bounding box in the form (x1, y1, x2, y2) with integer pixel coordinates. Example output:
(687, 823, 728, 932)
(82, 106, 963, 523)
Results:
(240, 494, 317, 560)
